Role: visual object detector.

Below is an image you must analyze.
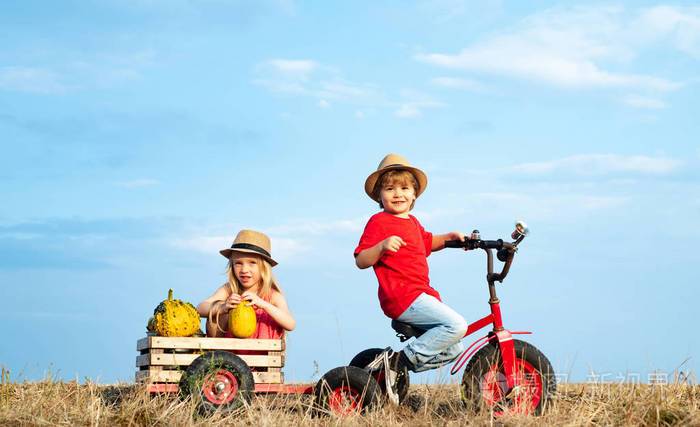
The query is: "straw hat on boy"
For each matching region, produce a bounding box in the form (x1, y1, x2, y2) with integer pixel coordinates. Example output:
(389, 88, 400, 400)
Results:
(219, 229, 278, 266)
(364, 153, 428, 201)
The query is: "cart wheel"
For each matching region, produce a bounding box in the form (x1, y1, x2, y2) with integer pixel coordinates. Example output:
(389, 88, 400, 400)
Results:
(461, 339, 556, 416)
(349, 348, 410, 404)
(314, 366, 381, 415)
(179, 350, 255, 416)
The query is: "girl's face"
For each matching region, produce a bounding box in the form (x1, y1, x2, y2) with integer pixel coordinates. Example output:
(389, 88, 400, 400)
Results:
(380, 179, 416, 217)
(231, 255, 261, 290)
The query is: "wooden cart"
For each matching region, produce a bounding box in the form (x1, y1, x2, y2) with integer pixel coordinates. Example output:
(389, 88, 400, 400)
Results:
(135, 335, 382, 415)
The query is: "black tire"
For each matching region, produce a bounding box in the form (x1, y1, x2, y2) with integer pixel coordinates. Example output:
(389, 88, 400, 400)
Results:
(461, 339, 556, 416)
(179, 350, 255, 416)
(349, 348, 410, 404)
(314, 366, 382, 415)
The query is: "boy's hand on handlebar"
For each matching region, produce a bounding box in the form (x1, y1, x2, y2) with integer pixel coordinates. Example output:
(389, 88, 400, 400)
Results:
(446, 231, 469, 250)
(381, 235, 406, 253)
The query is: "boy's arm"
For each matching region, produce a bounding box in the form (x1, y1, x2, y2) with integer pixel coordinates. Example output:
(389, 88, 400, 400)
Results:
(355, 236, 405, 269)
(431, 231, 466, 252)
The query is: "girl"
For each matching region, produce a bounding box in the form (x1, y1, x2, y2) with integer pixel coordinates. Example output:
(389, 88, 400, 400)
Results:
(197, 229, 295, 339)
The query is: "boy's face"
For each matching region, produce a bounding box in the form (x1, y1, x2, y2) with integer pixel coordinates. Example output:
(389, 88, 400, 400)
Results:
(380, 179, 416, 217)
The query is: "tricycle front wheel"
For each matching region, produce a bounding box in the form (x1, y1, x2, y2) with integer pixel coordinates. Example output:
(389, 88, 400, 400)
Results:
(461, 339, 555, 416)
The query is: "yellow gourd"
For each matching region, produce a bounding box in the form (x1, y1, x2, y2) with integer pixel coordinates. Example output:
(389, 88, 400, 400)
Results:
(150, 289, 200, 337)
(229, 301, 257, 338)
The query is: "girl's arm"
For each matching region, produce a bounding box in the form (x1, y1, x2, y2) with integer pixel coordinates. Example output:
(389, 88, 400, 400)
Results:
(242, 290, 296, 331)
(197, 285, 239, 317)
(431, 231, 466, 252)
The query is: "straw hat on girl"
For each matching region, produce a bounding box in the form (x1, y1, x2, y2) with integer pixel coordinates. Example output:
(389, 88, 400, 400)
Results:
(219, 229, 278, 266)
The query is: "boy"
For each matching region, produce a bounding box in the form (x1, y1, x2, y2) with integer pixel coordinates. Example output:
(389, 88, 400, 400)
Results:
(354, 153, 468, 399)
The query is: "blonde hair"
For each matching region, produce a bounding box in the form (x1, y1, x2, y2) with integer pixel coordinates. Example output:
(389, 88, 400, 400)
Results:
(372, 169, 420, 210)
(225, 253, 281, 300)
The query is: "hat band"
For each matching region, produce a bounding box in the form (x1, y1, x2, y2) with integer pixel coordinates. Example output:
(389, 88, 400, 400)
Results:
(230, 243, 271, 258)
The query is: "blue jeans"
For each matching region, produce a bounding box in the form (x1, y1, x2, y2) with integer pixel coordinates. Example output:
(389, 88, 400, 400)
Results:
(396, 293, 468, 373)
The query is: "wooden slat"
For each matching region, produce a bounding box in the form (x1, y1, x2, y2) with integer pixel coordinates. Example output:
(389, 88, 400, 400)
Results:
(136, 337, 150, 351)
(136, 336, 283, 352)
(135, 353, 283, 368)
(135, 370, 283, 384)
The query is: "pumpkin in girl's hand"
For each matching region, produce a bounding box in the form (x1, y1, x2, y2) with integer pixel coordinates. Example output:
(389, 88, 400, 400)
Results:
(151, 289, 200, 337)
(229, 301, 257, 338)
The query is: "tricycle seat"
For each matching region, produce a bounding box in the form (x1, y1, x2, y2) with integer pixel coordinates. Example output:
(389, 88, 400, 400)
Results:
(391, 320, 426, 341)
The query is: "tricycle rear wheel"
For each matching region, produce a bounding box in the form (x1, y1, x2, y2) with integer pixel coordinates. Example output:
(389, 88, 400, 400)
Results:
(349, 348, 410, 404)
(314, 366, 381, 415)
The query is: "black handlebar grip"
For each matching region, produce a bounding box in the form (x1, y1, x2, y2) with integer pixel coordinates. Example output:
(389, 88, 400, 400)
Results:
(480, 239, 504, 249)
(444, 239, 464, 248)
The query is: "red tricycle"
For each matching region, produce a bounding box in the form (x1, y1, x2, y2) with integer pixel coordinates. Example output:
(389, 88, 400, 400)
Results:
(349, 221, 556, 415)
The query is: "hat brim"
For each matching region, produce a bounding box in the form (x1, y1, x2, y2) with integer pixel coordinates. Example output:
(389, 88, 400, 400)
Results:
(364, 165, 428, 201)
(219, 248, 278, 267)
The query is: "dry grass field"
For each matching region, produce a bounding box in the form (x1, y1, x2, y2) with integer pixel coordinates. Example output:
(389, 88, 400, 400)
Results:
(1, 375, 698, 426)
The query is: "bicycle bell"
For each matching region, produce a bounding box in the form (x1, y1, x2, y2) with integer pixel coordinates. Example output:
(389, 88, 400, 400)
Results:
(511, 220, 530, 239)
(470, 229, 480, 240)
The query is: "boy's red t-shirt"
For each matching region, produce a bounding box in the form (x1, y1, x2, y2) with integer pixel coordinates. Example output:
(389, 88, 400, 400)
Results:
(354, 211, 441, 319)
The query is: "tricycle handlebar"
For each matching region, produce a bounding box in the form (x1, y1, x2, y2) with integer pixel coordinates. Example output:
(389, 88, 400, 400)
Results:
(444, 238, 507, 250)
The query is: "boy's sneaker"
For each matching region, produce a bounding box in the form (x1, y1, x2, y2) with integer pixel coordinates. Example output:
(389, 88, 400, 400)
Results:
(382, 350, 400, 405)
(364, 347, 410, 405)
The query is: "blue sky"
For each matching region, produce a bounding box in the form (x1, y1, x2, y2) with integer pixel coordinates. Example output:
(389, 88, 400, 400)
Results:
(1, 0, 698, 385)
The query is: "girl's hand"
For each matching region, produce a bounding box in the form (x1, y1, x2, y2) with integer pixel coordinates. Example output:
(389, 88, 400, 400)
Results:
(241, 291, 266, 310)
(223, 293, 242, 311)
(381, 235, 406, 253)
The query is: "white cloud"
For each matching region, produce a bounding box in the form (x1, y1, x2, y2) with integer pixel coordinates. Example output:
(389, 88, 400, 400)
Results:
(267, 217, 368, 236)
(416, 6, 692, 92)
(169, 234, 310, 262)
(268, 237, 312, 262)
(394, 101, 445, 119)
(395, 104, 422, 118)
(254, 59, 385, 106)
(256, 59, 448, 119)
(0, 50, 155, 94)
(622, 95, 667, 109)
(0, 66, 67, 94)
(170, 235, 228, 254)
(169, 217, 368, 262)
(636, 6, 700, 57)
(463, 191, 629, 221)
(394, 89, 445, 119)
(509, 154, 681, 176)
(267, 59, 318, 77)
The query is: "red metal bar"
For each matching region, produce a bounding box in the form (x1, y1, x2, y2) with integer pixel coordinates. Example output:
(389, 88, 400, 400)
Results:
(254, 383, 314, 394)
(490, 300, 504, 330)
(464, 313, 494, 337)
(147, 383, 179, 393)
(450, 334, 491, 375)
(494, 329, 516, 388)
